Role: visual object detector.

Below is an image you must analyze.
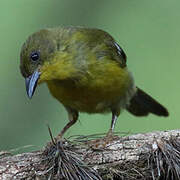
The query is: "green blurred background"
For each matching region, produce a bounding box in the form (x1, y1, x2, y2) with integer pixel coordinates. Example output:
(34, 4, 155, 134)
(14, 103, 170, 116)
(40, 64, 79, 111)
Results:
(0, 0, 179, 152)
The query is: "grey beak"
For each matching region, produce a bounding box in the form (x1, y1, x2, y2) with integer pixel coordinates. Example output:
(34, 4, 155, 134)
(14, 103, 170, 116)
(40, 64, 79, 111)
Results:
(25, 70, 40, 99)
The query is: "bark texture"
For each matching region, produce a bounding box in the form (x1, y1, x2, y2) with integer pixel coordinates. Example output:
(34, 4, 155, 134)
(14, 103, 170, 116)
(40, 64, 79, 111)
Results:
(0, 130, 180, 180)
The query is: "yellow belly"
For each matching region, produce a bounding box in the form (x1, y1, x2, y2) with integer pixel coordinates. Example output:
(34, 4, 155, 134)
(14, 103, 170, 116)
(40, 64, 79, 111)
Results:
(46, 64, 134, 113)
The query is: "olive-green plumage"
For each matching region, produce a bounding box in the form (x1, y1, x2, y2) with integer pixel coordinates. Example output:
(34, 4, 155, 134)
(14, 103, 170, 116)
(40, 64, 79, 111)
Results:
(20, 27, 169, 139)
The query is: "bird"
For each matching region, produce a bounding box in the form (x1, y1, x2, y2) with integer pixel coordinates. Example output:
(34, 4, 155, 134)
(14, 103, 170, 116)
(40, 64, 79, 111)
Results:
(20, 26, 169, 141)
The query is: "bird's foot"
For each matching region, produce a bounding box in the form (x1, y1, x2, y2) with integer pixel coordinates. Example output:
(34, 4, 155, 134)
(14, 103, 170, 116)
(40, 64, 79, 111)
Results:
(86, 131, 119, 149)
(47, 125, 65, 146)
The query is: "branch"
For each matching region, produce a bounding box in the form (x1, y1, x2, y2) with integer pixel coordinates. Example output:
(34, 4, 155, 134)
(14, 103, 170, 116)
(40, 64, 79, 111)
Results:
(0, 130, 180, 180)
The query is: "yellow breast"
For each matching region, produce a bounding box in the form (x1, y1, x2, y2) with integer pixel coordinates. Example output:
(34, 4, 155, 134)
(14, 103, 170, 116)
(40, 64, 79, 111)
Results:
(46, 61, 134, 113)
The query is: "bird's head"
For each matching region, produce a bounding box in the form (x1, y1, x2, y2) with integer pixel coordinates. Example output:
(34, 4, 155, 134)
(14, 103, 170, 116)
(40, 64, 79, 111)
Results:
(20, 28, 78, 99)
(20, 29, 60, 98)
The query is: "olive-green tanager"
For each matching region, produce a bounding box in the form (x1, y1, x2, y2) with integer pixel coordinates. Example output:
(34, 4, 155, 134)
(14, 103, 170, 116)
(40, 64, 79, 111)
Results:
(20, 27, 169, 140)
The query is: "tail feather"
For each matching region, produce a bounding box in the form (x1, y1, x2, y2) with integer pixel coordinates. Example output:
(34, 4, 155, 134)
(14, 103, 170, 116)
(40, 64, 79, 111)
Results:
(126, 87, 169, 117)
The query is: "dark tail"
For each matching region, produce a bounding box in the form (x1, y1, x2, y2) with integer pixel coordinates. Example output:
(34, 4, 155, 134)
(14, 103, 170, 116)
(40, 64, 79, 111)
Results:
(126, 87, 169, 117)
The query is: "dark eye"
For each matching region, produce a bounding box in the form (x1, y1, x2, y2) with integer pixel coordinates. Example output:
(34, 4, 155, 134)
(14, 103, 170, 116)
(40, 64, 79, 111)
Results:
(30, 51, 40, 62)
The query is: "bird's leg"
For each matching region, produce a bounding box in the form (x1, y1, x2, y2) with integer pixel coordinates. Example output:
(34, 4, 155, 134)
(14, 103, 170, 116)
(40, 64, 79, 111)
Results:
(105, 109, 120, 140)
(87, 109, 120, 148)
(55, 107, 78, 142)
(107, 114, 118, 136)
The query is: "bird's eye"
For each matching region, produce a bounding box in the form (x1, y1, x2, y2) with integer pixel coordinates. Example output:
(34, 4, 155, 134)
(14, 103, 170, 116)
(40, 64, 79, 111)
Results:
(30, 51, 40, 62)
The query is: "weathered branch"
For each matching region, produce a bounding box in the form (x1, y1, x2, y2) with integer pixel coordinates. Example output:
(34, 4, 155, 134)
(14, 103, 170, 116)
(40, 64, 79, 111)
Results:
(0, 130, 180, 180)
